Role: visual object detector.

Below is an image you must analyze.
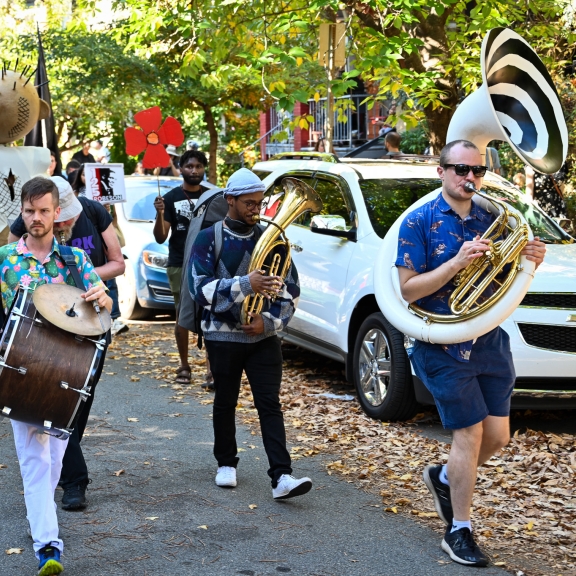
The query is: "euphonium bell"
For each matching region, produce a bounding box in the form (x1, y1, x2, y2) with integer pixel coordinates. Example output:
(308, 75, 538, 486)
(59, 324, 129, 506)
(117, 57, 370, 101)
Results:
(240, 178, 323, 325)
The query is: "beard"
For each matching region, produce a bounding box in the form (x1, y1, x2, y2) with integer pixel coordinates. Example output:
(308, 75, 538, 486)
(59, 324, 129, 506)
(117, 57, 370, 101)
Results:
(182, 173, 203, 186)
(27, 222, 51, 239)
(56, 225, 74, 243)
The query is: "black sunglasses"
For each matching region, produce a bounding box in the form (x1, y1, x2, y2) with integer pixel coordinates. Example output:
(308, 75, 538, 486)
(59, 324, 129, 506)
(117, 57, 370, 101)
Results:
(443, 163, 487, 177)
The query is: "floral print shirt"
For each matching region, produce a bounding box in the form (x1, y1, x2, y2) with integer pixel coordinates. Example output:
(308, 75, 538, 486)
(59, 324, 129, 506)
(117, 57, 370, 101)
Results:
(395, 192, 499, 362)
(0, 235, 104, 312)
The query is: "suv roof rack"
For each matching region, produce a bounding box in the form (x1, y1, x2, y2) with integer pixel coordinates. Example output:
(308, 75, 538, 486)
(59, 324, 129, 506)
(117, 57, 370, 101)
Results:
(270, 152, 340, 163)
(342, 154, 439, 163)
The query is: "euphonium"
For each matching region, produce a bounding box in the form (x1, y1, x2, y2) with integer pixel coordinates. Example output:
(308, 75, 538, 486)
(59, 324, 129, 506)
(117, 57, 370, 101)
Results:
(240, 177, 323, 325)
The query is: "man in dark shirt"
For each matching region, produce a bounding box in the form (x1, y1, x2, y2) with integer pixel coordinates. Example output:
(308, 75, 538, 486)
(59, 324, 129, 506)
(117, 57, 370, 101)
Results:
(9, 177, 125, 512)
(153, 150, 210, 385)
(396, 140, 546, 567)
(71, 142, 96, 165)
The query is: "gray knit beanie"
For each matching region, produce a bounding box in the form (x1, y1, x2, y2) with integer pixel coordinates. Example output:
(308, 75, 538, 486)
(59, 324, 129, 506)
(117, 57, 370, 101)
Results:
(224, 168, 266, 197)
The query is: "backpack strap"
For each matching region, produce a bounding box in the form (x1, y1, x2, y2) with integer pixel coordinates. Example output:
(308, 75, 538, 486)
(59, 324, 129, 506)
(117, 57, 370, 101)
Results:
(59, 245, 85, 290)
(214, 220, 224, 269)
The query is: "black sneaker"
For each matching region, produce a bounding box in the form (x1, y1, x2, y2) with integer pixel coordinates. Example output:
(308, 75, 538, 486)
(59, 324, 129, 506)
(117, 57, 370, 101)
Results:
(442, 526, 489, 567)
(61, 480, 89, 510)
(423, 464, 453, 526)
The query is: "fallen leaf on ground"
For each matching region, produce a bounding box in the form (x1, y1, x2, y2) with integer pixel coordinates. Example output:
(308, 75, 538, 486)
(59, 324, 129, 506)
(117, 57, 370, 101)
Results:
(5, 549, 23, 555)
(130, 376, 140, 382)
(249, 504, 257, 510)
(197, 525, 208, 530)
(127, 417, 139, 422)
(113, 469, 125, 476)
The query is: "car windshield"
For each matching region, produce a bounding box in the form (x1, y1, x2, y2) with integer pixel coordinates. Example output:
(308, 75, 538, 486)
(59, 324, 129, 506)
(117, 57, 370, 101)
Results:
(360, 178, 574, 244)
(123, 179, 180, 221)
(482, 183, 573, 244)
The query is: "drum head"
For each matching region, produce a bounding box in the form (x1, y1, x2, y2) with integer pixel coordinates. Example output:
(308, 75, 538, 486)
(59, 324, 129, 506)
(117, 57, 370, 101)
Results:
(33, 284, 111, 336)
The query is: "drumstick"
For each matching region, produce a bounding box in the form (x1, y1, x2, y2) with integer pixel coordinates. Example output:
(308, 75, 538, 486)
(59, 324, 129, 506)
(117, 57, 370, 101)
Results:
(92, 301, 106, 333)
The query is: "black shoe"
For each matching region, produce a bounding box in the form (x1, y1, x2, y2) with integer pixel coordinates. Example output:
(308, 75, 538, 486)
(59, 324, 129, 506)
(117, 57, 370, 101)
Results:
(423, 464, 453, 526)
(442, 526, 489, 567)
(61, 481, 89, 510)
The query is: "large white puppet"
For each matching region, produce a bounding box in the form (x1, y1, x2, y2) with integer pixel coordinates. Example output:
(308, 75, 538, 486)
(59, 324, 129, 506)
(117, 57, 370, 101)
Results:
(0, 66, 51, 243)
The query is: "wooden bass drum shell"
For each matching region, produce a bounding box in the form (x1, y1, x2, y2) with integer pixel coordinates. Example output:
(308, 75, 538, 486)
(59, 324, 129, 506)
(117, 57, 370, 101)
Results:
(0, 288, 104, 438)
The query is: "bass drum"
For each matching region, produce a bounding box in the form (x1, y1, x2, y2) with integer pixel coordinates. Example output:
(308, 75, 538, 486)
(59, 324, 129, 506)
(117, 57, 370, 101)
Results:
(374, 190, 535, 344)
(0, 287, 106, 439)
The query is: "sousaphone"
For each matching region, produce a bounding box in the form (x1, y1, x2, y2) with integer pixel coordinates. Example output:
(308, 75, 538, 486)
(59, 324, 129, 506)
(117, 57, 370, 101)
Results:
(374, 28, 568, 344)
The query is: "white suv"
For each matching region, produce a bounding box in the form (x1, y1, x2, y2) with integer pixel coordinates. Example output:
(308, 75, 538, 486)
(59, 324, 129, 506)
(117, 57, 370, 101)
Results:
(253, 153, 576, 421)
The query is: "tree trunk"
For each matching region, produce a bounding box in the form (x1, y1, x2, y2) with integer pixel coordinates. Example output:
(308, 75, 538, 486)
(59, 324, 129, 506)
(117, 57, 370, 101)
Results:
(201, 103, 218, 184)
(349, 2, 459, 150)
(423, 104, 454, 155)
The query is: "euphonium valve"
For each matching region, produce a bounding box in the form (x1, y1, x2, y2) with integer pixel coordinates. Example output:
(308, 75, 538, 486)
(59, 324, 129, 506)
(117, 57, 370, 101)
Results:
(240, 178, 323, 325)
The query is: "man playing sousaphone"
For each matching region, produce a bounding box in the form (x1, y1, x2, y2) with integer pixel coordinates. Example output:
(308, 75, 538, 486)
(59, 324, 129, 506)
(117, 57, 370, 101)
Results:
(0, 177, 111, 576)
(396, 140, 546, 567)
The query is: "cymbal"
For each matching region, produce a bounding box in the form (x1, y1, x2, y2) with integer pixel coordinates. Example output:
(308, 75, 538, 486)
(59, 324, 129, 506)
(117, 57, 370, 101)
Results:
(33, 283, 112, 336)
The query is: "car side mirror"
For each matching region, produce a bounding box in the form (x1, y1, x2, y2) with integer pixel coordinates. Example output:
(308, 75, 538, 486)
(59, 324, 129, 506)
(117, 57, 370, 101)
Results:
(310, 215, 357, 241)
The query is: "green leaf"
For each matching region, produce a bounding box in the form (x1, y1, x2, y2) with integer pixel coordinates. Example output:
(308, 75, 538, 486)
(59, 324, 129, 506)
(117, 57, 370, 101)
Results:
(288, 47, 309, 58)
(293, 89, 310, 103)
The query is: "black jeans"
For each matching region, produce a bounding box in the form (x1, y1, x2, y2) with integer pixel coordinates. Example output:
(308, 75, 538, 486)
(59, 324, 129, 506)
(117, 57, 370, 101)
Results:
(60, 342, 108, 489)
(205, 336, 292, 486)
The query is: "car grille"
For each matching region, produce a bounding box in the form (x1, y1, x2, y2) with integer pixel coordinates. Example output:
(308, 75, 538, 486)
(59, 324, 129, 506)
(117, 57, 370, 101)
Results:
(515, 377, 576, 391)
(520, 293, 576, 309)
(518, 323, 576, 353)
(149, 285, 174, 301)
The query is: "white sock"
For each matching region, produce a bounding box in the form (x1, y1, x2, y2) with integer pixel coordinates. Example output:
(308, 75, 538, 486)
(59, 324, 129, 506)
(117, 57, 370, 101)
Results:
(439, 464, 450, 486)
(451, 519, 472, 533)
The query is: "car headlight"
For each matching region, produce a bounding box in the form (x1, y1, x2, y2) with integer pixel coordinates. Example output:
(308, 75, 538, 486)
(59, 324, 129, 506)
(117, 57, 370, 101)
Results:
(143, 250, 169, 269)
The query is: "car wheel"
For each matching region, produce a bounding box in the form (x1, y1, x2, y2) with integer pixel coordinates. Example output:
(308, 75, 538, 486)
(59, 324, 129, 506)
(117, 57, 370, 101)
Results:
(116, 259, 150, 320)
(353, 312, 418, 421)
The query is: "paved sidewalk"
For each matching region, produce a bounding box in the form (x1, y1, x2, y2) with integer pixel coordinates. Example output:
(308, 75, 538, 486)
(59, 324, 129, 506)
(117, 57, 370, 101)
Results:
(0, 332, 507, 575)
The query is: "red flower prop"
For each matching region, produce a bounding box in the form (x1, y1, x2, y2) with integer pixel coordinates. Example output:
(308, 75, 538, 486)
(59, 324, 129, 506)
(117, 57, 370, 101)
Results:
(124, 106, 184, 169)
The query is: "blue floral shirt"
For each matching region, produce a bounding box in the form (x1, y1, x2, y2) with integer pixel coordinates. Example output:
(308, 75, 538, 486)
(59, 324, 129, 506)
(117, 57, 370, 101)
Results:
(395, 192, 497, 362)
(0, 236, 105, 312)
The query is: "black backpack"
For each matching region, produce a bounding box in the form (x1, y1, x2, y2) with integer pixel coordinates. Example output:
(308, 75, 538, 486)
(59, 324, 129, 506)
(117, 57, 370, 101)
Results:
(177, 188, 228, 345)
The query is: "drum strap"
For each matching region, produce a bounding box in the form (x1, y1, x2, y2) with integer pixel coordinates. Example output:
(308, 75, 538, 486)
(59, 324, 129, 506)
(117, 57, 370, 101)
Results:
(59, 245, 86, 291)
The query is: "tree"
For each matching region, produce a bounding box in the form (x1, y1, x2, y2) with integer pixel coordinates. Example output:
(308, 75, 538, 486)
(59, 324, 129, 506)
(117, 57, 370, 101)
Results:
(105, 0, 271, 182)
(209, 0, 574, 152)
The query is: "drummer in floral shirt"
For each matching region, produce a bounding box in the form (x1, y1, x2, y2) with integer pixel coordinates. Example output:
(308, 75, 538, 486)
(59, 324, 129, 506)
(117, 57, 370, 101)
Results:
(0, 232, 103, 311)
(0, 177, 110, 576)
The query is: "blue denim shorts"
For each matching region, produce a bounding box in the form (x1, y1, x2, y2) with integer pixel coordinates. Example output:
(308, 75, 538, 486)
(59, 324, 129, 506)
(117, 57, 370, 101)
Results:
(410, 327, 515, 430)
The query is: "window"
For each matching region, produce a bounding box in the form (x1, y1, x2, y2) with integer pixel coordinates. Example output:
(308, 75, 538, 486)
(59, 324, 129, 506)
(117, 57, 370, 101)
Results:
(252, 169, 271, 180)
(360, 178, 442, 238)
(123, 180, 176, 221)
(267, 175, 356, 231)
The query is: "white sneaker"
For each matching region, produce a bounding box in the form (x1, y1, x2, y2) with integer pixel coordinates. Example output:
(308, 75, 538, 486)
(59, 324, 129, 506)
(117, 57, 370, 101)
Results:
(215, 466, 237, 488)
(273, 474, 312, 500)
(111, 319, 129, 336)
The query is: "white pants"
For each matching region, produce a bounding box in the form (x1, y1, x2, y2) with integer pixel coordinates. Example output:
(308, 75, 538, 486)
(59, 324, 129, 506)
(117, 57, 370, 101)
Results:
(11, 420, 68, 558)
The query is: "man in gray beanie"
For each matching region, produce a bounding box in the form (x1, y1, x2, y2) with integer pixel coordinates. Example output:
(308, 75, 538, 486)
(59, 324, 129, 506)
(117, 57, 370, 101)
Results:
(189, 168, 312, 499)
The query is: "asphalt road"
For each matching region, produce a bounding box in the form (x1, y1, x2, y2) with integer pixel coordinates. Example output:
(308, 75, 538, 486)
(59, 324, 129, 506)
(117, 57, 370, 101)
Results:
(0, 324, 511, 576)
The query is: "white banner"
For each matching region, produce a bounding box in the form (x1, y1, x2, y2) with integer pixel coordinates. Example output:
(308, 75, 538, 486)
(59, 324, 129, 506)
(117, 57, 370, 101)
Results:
(85, 163, 126, 204)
